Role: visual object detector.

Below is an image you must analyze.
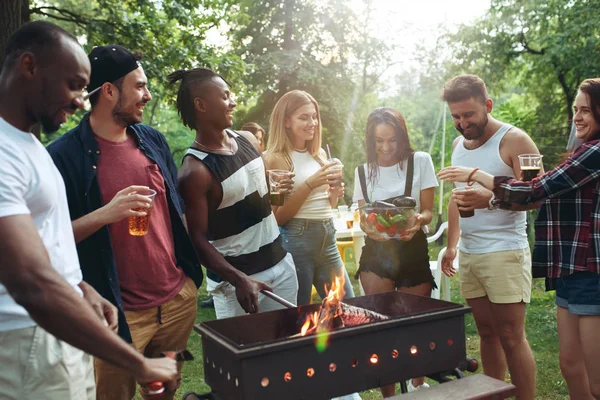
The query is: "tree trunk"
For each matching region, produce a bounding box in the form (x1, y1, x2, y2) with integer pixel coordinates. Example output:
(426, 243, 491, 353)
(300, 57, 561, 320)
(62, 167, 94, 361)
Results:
(0, 0, 29, 68)
(556, 70, 574, 123)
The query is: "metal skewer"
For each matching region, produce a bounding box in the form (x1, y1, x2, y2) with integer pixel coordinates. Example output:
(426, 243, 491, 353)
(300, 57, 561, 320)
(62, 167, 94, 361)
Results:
(82, 86, 101, 101)
(261, 290, 296, 309)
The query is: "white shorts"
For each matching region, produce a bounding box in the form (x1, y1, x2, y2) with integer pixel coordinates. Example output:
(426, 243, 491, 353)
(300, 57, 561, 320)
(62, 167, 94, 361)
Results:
(208, 252, 299, 319)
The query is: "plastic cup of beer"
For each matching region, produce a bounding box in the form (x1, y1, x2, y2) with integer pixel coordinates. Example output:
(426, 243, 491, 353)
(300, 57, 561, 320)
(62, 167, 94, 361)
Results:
(268, 170, 292, 206)
(452, 186, 475, 218)
(327, 158, 344, 188)
(128, 188, 157, 236)
(518, 154, 543, 181)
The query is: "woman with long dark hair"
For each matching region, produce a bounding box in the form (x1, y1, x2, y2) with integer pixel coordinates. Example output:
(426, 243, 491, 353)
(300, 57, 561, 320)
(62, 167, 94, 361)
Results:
(353, 107, 438, 395)
(439, 78, 600, 399)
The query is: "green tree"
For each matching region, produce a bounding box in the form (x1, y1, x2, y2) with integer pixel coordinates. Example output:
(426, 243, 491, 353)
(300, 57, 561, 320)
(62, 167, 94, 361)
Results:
(444, 0, 600, 125)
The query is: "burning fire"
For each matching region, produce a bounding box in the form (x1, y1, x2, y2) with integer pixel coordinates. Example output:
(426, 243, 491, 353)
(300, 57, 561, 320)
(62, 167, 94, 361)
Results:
(295, 275, 387, 353)
(300, 276, 346, 337)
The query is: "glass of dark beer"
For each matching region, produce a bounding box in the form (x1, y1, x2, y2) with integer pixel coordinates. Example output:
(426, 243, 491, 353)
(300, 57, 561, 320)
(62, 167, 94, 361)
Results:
(128, 188, 157, 236)
(268, 170, 292, 206)
(518, 154, 543, 181)
(452, 186, 475, 218)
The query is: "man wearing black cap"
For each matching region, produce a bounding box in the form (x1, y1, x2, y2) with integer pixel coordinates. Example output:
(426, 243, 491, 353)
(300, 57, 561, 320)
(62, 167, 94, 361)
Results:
(0, 23, 178, 399)
(47, 45, 202, 400)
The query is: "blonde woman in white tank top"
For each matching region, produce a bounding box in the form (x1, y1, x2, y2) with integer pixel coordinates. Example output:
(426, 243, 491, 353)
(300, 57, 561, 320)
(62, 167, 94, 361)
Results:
(264, 90, 357, 308)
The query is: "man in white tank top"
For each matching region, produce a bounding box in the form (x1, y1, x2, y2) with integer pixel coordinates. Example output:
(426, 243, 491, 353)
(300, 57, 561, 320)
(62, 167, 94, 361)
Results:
(440, 75, 542, 400)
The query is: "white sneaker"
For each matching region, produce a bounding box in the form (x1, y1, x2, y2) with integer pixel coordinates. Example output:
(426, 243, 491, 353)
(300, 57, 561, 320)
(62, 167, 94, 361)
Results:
(407, 380, 430, 392)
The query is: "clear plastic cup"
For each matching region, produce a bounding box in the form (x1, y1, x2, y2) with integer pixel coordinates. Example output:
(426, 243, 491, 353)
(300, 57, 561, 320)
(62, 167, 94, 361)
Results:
(267, 169, 293, 206)
(128, 188, 157, 236)
(327, 158, 344, 187)
(452, 186, 474, 218)
(518, 154, 543, 181)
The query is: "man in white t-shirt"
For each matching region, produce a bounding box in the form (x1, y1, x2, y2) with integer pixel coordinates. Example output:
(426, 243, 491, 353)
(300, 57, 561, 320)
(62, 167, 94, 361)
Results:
(440, 75, 541, 400)
(0, 21, 177, 399)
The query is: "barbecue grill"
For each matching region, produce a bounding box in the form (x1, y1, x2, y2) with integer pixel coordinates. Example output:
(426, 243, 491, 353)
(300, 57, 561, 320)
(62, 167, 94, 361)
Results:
(193, 291, 472, 400)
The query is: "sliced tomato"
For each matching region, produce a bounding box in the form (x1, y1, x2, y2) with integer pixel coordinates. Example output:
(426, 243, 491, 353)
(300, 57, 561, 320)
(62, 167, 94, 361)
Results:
(367, 213, 378, 225)
(386, 226, 397, 237)
(375, 223, 386, 232)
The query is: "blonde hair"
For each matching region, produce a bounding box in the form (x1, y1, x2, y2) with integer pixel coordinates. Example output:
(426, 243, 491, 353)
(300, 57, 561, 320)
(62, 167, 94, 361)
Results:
(266, 90, 326, 170)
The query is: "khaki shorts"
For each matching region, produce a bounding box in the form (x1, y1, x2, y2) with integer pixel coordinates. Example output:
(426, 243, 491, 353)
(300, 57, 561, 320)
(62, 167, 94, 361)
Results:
(459, 248, 532, 304)
(95, 277, 198, 400)
(0, 326, 95, 400)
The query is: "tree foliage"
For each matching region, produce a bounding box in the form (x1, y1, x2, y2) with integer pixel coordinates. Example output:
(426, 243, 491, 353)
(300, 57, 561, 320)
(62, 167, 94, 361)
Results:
(443, 0, 600, 125)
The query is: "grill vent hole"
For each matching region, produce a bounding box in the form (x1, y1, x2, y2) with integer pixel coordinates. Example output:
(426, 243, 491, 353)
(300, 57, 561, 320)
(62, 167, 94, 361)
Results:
(261, 377, 269, 387)
(284, 372, 292, 382)
(329, 363, 337, 372)
(235, 378, 239, 387)
(227, 373, 231, 381)
(430, 342, 436, 351)
(391, 349, 399, 358)
(370, 354, 379, 364)
(307, 368, 315, 377)
(351, 359, 358, 368)
(410, 346, 418, 355)
(447, 338, 454, 346)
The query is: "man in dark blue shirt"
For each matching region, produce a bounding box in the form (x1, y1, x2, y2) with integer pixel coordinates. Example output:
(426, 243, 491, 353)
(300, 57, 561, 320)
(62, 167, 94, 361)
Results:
(46, 45, 202, 400)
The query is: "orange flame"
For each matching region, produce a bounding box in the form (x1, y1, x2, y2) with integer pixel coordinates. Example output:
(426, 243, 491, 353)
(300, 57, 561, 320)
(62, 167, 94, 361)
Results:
(299, 275, 346, 337)
(323, 276, 346, 305)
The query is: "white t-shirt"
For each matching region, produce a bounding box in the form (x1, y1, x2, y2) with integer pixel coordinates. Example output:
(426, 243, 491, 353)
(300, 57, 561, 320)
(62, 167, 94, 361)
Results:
(0, 118, 83, 331)
(353, 152, 439, 230)
(290, 150, 332, 220)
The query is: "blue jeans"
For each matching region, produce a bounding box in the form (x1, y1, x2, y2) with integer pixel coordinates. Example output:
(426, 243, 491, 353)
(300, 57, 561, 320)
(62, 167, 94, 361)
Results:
(280, 218, 355, 306)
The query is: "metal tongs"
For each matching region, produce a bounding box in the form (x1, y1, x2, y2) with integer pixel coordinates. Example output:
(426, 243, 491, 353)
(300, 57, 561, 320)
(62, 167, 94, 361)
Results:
(82, 86, 101, 101)
(261, 289, 296, 309)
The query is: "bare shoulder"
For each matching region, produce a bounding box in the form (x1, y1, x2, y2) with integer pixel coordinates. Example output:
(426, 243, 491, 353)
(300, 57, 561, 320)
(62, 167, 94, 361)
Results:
(451, 136, 462, 150)
(178, 156, 213, 193)
(263, 151, 289, 170)
(502, 126, 539, 154)
(238, 130, 260, 147)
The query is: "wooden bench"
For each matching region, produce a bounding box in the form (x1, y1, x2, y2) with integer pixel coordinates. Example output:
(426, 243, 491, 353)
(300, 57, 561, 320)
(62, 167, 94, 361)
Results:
(391, 374, 516, 399)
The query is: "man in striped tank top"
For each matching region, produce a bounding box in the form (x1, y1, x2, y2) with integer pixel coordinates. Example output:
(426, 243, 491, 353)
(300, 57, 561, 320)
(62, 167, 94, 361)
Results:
(169, 68, 298, 319)
(439, 75, 542, 400)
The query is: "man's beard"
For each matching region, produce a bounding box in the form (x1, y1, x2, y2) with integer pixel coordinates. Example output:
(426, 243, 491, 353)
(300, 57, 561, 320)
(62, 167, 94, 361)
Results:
(39, 115, 60, 134)
(112, 94, 142, 127)
(457, 114, 488, 140)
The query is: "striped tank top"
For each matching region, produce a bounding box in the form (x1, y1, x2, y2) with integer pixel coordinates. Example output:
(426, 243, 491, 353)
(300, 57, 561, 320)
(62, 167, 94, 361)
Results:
(184, 130, 287, 282)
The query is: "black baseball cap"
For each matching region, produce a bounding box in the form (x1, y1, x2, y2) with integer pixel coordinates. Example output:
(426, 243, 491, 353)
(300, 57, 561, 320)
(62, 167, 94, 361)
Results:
(87, 45, 140, 92)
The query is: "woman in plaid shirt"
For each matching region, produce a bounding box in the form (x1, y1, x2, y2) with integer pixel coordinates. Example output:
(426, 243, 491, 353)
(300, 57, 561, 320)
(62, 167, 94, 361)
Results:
(439, 78, 600, 400)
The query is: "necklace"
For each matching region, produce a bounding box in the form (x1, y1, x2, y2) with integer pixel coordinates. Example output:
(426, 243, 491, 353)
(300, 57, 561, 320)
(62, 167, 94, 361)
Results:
(193, 138, 235, 154)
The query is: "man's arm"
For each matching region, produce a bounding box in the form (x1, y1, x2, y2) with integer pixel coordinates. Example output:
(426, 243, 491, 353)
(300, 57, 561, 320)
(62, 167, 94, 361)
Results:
(0, 214, 176, 383)
(501, 128, 544, 211)
(72, 186, 152, 243)
(441, 196, 460, 277)
(178, 162, 271, 313)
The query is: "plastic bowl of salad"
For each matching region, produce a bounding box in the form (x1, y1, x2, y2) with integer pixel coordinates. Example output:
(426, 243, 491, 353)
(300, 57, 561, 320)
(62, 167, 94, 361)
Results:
(359, 196, 417, 240)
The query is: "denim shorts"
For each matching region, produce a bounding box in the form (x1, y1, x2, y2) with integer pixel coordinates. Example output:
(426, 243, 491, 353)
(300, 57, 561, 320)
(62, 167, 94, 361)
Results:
(555, 271, 600, 316)
(280, 218, 355, 306)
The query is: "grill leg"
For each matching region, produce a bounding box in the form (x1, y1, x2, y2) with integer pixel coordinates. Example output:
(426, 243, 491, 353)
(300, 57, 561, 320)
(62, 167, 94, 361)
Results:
(399, 381, 408, 394)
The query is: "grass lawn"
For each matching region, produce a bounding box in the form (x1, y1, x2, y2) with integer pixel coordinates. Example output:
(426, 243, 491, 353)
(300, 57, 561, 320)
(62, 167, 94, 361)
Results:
(138, 246, 569, 399)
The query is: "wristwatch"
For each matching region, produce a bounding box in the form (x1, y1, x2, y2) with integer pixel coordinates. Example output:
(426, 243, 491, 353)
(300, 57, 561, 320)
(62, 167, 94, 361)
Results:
(487, 193, 500, 211)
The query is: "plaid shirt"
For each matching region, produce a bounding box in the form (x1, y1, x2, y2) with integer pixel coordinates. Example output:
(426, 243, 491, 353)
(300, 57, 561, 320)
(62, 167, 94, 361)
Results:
(493, 139, 600, 283)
